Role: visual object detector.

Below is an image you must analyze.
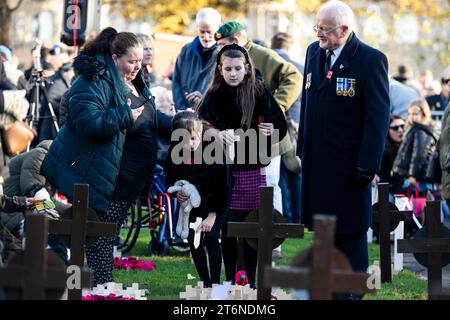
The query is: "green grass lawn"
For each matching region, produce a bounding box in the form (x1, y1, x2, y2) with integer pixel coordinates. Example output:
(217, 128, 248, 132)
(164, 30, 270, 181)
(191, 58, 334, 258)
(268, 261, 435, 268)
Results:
(113, 228, 428, 300)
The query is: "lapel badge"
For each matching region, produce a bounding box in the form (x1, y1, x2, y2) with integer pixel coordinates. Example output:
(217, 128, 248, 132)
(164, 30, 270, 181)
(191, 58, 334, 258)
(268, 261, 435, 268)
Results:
(339, 64, 344, 69)
(305, 72, 312, 89)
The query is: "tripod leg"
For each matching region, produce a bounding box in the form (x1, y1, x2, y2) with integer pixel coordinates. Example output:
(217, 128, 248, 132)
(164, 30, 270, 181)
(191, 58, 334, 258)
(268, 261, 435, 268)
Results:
(26, 85, 39, 151)
(40, 85, 60, 133)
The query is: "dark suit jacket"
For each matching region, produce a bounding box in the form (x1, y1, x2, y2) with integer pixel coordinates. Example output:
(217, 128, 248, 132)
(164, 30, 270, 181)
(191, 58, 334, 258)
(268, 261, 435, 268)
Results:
(297, 34, 390, 234)
(426, 94, 448, 112)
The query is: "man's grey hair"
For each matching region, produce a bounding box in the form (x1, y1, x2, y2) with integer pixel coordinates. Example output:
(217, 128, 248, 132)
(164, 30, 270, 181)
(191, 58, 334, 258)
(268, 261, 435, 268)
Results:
(318, 0, 355, 32)
(235, 29, 248, 41)
(196, 8, 221, 27)
(136, 33, 154, 46)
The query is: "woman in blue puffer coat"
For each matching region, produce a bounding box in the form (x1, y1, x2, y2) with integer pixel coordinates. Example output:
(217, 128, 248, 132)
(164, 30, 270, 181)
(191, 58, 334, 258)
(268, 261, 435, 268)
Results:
(41, 27, 144, 284)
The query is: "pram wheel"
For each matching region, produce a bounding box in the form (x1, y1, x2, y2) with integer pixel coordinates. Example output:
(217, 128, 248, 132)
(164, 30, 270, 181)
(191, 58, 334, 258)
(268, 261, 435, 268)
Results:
(170, 236, 190, 252)
(148, 239, 169, 257)
(117, 199, 143, 254)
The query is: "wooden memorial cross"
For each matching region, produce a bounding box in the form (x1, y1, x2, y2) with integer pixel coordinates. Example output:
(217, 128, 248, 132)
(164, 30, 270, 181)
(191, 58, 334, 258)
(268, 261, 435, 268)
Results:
(227, 186, 304, 300)
(372, 182, 413, 282)
(48, 184, 116, 300)
(0, 214, 67, 299)
(263, 215, 376, 300)
(397, 201, 450, 299)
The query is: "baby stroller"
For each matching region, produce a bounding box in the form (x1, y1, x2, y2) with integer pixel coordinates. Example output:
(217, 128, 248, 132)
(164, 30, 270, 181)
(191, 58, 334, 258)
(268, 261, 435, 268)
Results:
(117, 164, 189, 255)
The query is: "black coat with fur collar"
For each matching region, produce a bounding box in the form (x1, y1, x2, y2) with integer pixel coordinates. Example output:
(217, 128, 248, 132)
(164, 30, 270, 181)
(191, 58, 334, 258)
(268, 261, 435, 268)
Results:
(198, 84, 287, 170)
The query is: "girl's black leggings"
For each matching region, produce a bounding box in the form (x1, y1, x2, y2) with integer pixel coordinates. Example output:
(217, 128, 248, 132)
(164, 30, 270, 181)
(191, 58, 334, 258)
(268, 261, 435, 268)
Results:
(188, 214, 224, 287)
(221, 209, 257, 287)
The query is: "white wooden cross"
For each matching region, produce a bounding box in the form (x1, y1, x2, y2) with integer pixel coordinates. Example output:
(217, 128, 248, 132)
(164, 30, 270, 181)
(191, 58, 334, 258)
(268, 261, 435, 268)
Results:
(189, 217, 203, 249)
(225, 129, 240, 162)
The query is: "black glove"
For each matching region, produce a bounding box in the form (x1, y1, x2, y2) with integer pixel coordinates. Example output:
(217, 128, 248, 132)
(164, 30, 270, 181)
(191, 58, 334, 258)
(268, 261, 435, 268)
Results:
(0, 195, 28, 213)
(354, 166, 375, 188)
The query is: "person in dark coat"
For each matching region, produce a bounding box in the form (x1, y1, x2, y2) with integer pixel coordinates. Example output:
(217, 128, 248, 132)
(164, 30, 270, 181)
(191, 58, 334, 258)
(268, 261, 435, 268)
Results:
(41, 28, 144, 285)
(426, 66, 450, 112)
(297, 0, 390, 292)
(37, 63, 74, 141)
(198, 44, 287, 288)
(172, 8, 221, 110)
(0, 59, 15, 90)
(107, 62, 173, 279)
(2, 139, 69, 265)
(378, 115, 406, 195)
(393, 99, 437, 192)
(165, 111, 227, 287)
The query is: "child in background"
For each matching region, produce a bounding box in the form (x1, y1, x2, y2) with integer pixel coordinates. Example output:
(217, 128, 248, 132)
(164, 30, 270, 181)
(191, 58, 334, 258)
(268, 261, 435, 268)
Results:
(393, 99, 437, 189)
(393, 99, 438, 221)
(165, 111, 227, 287)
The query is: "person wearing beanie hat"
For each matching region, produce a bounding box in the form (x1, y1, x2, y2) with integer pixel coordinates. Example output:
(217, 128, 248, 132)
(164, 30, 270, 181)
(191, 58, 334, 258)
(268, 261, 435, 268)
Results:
(172, 8, 222, 111)
(214, 22, 246, 42)
(0, 46, 12, 63)
(393, 64, 421, 95)
(0, 46, 28, 90)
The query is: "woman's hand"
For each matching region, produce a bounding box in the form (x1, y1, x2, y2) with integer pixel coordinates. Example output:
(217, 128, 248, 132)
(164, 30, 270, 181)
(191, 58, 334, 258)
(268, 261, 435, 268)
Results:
(128, 98, 144, 121)
(176, 192, 188, 203)
(26, 198, 37, 207)
(371, 174, 380, 187)
(408, 176, 417, 186)
(258, 122, 274, 136)
(131, 106, 144, 121)
(185, 91, 203, 105)
(197, 212, 217, 233)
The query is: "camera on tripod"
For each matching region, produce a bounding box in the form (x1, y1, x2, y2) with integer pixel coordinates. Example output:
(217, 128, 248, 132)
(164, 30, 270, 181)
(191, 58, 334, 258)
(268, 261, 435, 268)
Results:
(32, 39, 43, 73)
(26, 39, 60, 151)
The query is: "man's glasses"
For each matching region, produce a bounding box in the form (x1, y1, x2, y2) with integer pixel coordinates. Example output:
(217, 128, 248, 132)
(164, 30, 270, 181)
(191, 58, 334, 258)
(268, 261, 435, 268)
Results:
(389, 124, 405, 131)
(313, 25, 342, 35)
(442, 78, 450, 85)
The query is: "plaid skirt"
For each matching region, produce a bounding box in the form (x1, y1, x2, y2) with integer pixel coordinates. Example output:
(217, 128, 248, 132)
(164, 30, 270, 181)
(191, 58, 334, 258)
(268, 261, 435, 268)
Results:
(229, 168, 267, 211)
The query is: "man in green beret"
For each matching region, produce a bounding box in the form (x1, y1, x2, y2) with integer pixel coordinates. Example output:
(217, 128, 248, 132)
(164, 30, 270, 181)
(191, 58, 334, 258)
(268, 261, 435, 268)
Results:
(214, 21, 301, 114)
(214, 21, 302, 261)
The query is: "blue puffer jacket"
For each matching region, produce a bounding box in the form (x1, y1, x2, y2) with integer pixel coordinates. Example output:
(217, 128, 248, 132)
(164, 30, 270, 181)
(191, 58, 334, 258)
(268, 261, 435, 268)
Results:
(41, 52, 134, 214)
(172, 37, 218, 110)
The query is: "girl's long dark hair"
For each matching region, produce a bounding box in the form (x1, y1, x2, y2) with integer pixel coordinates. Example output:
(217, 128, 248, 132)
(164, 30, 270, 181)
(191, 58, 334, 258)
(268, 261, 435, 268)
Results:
(198, 46, 264, 129)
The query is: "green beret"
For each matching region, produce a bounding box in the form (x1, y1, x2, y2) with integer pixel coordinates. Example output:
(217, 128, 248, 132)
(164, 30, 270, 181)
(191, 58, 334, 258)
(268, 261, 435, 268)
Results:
(214, 22, 246, 41)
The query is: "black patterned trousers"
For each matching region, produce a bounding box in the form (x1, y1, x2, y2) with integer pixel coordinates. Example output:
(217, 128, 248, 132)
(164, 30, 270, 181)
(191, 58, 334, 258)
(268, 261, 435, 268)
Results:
(86, 201, 131, 285)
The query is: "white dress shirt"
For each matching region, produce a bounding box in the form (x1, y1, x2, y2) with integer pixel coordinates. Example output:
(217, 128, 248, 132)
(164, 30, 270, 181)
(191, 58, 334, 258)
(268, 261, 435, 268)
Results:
(328, 42, 346, 69)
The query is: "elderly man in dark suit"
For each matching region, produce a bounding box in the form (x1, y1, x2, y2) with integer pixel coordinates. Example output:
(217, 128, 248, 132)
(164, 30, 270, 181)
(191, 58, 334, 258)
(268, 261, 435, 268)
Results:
(297, 0, 390, 290)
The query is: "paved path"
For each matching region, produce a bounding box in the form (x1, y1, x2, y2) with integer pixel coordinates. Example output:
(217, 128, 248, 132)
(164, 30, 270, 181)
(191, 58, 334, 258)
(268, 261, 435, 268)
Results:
(399, 216, 450, 287)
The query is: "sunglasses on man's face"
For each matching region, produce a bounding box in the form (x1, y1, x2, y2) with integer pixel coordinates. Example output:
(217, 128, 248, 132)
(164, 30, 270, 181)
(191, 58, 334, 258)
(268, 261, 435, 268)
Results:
(442, 78, 450, 85)
(389, 124, 405, 131)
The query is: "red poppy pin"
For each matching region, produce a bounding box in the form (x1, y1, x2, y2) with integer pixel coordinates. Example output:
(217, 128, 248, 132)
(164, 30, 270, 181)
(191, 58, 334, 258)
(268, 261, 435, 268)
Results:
(326, 70, 333, 79)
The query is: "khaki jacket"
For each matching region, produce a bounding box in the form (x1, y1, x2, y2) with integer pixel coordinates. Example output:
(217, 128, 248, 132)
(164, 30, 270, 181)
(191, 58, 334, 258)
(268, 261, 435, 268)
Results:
(245, 41, 302, 154)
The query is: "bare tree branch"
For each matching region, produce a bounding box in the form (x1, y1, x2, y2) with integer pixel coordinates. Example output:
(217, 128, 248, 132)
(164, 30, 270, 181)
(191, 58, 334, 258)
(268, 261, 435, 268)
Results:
(7, 0, 24, 12)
